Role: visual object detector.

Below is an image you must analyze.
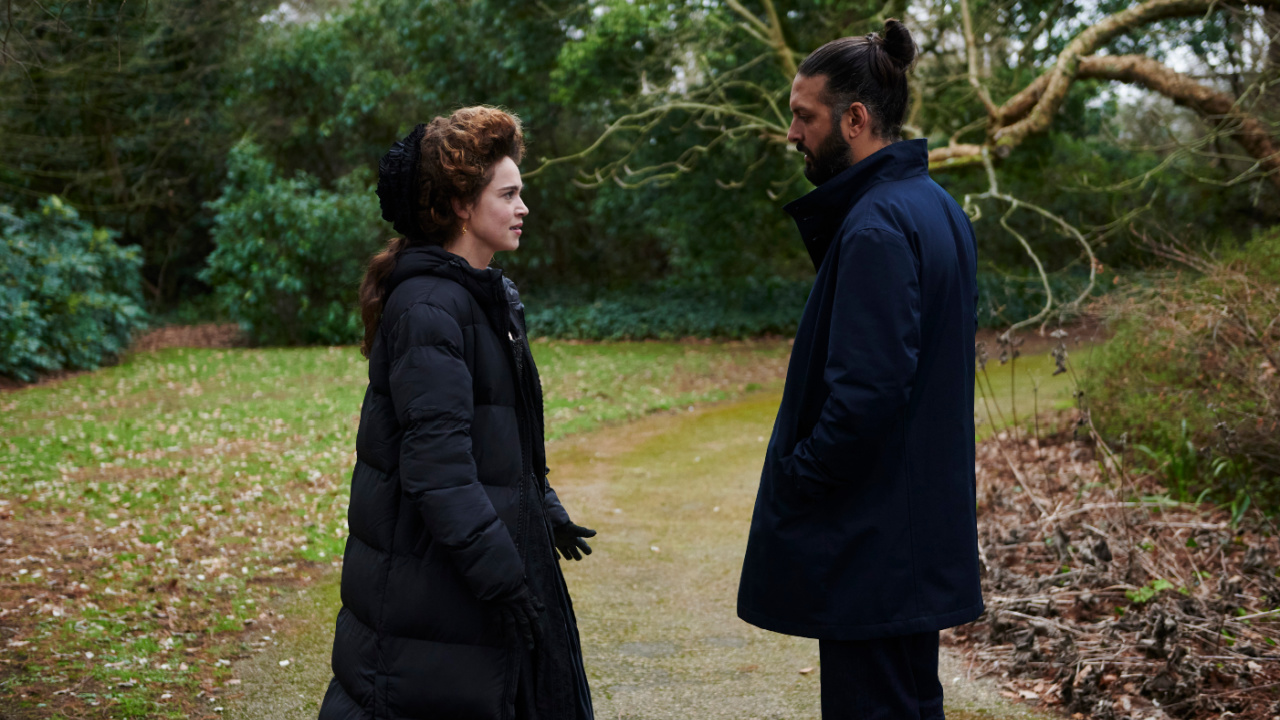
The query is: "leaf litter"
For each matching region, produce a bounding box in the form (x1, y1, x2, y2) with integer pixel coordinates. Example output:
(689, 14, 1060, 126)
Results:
(951, 413, 1280, 720)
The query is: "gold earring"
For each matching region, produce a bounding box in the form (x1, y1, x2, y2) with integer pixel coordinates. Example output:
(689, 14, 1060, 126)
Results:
(462, 224, 468, 234)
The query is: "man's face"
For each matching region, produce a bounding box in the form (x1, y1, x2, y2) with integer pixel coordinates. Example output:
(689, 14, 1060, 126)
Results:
(788, 73, 853, 186)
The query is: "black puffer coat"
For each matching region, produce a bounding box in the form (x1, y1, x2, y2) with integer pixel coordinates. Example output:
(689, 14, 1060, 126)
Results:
(319, 245, 592, 720)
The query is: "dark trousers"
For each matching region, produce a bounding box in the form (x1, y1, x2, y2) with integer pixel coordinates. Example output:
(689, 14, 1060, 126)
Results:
(818, 631, 944, 720)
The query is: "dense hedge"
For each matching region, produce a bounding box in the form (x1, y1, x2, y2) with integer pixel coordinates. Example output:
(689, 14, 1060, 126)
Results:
(523, 280, 811, 340)
(0, 197, 147, 381)
(201, 140, 385, 346)
(1085, 228, 1280, 515)
(976, 266, 1119, 329)
(520, 269, 1093, 340)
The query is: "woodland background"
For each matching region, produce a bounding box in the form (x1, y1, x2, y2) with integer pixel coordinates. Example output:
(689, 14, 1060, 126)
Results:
(4, 3, 1280, 718)
(3, 0, 1280, 548)
(3, 0, 1273, 336)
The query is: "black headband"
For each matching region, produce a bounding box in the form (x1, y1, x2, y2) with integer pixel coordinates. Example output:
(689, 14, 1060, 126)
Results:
(376, 123, 428, 239)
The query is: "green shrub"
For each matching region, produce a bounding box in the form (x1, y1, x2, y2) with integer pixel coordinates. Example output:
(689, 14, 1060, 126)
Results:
(976, 266, 1119, 329)
(1085, 227, 1280, 513)
(201, 140, 385, 346)
(522, 266, 1118, 340)
(523, 280, 811, 340)
(0, 197, 147, 381)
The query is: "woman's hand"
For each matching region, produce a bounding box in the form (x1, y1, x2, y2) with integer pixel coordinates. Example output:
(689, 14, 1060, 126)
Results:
(553, 522, 597, 561)
(496, 584, 545, 650)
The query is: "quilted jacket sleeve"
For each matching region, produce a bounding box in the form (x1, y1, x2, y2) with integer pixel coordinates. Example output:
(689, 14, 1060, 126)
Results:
(387, 301, 524, 602)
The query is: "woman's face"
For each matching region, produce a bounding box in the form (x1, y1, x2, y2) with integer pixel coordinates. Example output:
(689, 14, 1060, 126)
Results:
(462, 156, 528, 255)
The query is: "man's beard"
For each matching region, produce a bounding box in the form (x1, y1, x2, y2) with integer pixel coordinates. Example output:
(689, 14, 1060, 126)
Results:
(798, 125, 853, 186)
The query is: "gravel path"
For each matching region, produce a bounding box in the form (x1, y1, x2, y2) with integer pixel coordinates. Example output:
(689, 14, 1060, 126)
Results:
(225, 393, 1056, 720)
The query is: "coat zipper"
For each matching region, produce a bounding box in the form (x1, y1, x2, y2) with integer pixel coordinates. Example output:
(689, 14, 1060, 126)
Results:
(504, 294, 534, 560)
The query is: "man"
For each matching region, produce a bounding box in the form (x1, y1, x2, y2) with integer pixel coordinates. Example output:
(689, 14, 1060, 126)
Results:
(737, 20, 984, 720)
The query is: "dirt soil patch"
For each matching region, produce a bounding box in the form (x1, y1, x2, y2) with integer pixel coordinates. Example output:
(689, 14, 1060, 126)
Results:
(128, 324, 247, 353)
(0, 505, 323, 719)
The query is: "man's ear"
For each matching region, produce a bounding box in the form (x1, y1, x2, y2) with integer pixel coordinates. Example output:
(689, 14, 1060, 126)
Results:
(451, 197, 472, 222)
(844, 102, 871, 143)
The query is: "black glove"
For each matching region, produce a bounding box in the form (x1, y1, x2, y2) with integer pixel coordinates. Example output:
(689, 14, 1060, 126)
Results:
(495, 585, 545, 650)
(553, 521, 597, 561)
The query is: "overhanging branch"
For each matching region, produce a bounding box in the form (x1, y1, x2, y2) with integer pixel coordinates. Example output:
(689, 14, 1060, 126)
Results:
(1077, 54, 1280, 192)
(993, 0, 1280, 153)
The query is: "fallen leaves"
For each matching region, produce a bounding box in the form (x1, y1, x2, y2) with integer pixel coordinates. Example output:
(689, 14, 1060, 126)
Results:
(950, 417, 1280, 720)
(0, 347, 364, 717)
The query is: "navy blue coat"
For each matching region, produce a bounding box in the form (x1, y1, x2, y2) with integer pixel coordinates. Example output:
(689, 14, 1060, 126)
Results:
(737, 139, 984, 640)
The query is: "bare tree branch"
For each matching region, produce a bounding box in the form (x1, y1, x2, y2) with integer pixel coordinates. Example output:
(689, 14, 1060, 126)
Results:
(724, 0, 797, 78)
(525, 100, 786, 183)
(993, 0, 1280, 154)
(964, 149, 1101, 333)
(722, 0, 772, 38)
(998, 71, 1052, 127)
(964, 150, 1054, 332)
(1077, 53, 1280, 193)
(934, 5, 1280, 176)
(931, 143, 986, 169)
(960, 0, 1000, 122)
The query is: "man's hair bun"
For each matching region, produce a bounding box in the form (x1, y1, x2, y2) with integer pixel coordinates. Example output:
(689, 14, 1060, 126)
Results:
(797, 20, 917, 141)
(882, 18, 917, 71)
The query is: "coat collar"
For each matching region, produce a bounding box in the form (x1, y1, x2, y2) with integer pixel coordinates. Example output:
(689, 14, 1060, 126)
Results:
(386, 244, 513, 331)
(387, 245, 503, 296)
(784, 138, 929, 271)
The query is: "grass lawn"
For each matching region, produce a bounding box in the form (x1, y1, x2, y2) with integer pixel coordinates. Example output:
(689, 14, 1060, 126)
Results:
(0, 339, 789, 719)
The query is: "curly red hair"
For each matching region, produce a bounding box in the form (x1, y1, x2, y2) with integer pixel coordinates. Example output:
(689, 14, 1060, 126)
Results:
(415, 106, 526, 239)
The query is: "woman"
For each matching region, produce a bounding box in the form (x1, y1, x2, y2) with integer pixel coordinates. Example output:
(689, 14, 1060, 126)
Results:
(318, 106, 596, 720)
